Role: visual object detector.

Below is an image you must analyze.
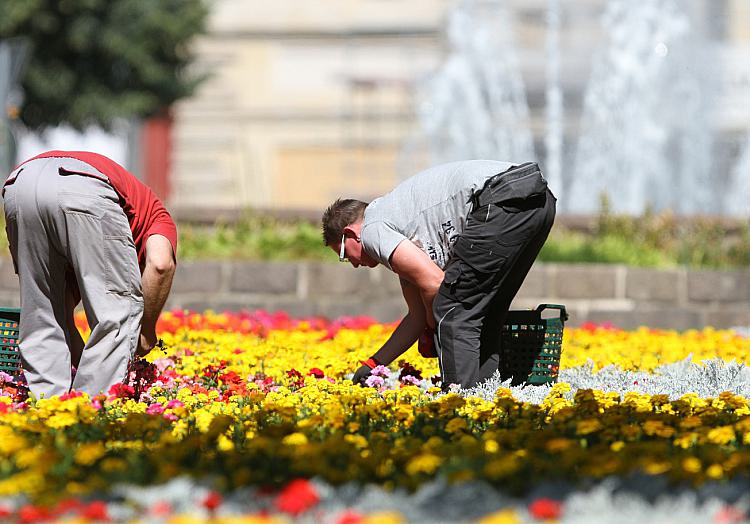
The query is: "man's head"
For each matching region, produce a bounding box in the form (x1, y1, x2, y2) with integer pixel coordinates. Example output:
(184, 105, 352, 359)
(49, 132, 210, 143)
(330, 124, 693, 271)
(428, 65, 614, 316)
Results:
(321, 198, 378, 268)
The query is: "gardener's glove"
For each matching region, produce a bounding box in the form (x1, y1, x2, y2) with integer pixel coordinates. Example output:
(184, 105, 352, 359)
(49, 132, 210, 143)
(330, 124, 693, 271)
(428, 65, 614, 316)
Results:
(418, 327, 437, 358)
(352, 357, 379, 385)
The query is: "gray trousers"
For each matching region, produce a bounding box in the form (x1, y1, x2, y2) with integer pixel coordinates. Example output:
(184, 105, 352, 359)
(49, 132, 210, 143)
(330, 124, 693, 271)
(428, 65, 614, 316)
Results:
(3, 157, 143, 398)
(433, 181, 556, 390)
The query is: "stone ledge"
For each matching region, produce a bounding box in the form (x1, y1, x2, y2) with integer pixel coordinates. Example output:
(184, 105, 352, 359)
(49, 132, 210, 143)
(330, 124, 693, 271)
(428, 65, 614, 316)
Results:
(1, 257, 750, 329)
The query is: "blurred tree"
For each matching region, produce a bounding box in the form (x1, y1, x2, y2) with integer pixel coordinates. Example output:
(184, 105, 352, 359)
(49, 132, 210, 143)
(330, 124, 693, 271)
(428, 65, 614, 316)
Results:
(0, 0, 208, 130)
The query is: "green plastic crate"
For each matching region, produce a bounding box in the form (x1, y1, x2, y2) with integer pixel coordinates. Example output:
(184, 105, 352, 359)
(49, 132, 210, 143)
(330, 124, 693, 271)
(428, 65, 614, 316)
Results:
(0, 308, 20, 376)
(500, 303, 568, 386)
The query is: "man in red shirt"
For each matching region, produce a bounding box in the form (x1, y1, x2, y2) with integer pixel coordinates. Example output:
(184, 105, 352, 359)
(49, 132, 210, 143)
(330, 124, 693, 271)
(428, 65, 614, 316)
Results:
(3, 150, 177, 398)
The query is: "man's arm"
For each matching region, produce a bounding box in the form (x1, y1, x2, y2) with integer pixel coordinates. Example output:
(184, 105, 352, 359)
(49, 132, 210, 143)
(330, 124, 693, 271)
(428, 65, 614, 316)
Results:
(388, 240, 444, 328)
(137, 234, 176, 356)
(368, 278, 427, 365)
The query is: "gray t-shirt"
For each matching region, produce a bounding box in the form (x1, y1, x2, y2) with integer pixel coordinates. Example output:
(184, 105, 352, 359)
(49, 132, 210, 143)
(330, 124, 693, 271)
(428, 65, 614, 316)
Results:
(361, 159, 517, 270)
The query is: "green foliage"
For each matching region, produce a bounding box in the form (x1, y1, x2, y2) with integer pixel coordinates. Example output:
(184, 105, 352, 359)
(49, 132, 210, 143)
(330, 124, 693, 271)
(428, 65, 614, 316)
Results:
(539, 231, 672, 267)
(540, 204, 750, 269)
(0, 0, 208, 130)
(1, 207, 748, 267)
(176, 209, 750, 269)
(178, 215, 331, 262)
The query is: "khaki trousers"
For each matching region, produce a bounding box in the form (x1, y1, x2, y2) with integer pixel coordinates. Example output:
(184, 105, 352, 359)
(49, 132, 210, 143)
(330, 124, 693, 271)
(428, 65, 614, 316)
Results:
(3, 157, 143, 398)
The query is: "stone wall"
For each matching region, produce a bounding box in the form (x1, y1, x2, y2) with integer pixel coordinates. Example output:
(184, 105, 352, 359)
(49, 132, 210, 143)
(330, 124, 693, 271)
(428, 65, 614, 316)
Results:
(2, 258, 750, 329)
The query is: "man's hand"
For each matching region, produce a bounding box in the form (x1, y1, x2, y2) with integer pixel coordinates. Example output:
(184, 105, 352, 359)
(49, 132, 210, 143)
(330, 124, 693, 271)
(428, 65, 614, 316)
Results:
(352, 364, 373, 385)
(418, 326, 437, 358)
(137, 330, 158, 357)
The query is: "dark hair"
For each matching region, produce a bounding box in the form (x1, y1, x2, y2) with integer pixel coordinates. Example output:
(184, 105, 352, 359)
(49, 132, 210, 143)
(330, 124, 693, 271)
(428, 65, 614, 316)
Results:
(321, 198, 369, 246)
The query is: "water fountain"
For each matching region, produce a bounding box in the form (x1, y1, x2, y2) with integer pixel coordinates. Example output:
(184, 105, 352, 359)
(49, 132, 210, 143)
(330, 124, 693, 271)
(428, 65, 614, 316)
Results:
(415, 0, 535, 166)
(726, 136, 750, 216)
(568, 0, 716, 214)
(415, 0, 735, 215)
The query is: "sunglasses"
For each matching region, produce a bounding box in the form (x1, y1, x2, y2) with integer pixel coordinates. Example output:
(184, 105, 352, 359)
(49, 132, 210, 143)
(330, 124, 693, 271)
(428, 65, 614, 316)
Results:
(339, 233, 347, 262)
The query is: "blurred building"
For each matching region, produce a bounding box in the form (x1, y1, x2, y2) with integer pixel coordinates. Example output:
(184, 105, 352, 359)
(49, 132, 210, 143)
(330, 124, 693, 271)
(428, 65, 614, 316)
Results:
(165, 0, 750, 217)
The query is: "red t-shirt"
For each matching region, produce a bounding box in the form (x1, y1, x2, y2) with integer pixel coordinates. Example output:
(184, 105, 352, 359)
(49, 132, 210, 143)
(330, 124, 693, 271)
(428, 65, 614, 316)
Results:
(16, 150, 177, 265)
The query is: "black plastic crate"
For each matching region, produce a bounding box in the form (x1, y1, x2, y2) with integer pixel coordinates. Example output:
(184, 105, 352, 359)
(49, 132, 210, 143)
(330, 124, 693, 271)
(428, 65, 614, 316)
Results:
(0, 308, 20, 376)
(500, 304, 568, 386)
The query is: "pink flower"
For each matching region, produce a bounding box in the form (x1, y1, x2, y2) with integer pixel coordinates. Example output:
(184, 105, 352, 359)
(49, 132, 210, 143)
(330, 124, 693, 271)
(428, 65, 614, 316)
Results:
(400, 375, 421, 386)
(370, 365, 390, 378)
(365, 375, 385, 388)
(166, 399, 184, 409)
(146, 403, 165, 415)
(150, 501, 172, 517)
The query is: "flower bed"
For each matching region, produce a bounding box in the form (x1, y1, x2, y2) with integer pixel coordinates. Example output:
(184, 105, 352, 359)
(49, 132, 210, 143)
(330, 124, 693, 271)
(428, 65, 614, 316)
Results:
(0, 311, 749, 522)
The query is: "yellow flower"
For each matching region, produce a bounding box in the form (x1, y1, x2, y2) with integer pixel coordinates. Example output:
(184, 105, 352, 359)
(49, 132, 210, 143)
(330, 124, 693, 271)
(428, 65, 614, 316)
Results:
(484, 440, 499, 454)
(364, 512, 406, 524)
(546, 438, 576, 453)
(706, 464, 724, 479)
(74, 442, 106, 466)
(406, 453, 442, 475)
(217, 434, 235, 452)
(707, 426, 736, 445)
(476, 509, 521, 524)
(445, 417, 468, 434)
(282, 432, 308, 446)
(642, 420, 675, 438)
(643, 460, 671, 475)
(576, 418, 603, 435)
(682, 457, 701, 473)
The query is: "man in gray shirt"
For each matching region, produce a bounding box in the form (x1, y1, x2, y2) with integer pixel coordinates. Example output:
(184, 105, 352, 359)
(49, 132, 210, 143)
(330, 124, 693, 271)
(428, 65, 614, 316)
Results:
(321, 160, 556, 390)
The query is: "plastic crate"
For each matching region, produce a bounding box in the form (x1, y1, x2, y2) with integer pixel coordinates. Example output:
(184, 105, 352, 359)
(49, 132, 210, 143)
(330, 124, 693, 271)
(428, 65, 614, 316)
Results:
(499, 303, 568, 386)
(0, 308, 20, 376)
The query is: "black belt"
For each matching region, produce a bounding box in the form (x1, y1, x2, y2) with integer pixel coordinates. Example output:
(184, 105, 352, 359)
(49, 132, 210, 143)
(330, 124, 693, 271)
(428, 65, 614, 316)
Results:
(473, 162, 547, 208)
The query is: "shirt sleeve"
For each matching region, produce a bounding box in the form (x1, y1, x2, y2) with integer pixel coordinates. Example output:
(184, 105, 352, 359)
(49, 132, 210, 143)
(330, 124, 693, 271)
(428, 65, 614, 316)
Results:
(360, 221, 407, 271)
(144, 201, 178, 262)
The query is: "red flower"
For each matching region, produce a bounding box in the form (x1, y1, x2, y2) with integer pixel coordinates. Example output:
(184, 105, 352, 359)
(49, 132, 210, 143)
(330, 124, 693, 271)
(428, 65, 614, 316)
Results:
(274, 479, 320, 515)
(150, 501, 172, 517)
(219, 370, 243, 385)
(107, 383, 135, 400)
(398, 362, 423, 380)
(18, 504, 50, 523)
(59, 391, 83, 401)
(336, 509, 365, 524)
(80, 501, 108, 520)
(308, 368, 325, 379)
(202, 491, 223, 511)
(528, 498, 563, 520)
(0, 506, 11, 518)
(715, 505, 747, 524)
(55, 498, 81, 514)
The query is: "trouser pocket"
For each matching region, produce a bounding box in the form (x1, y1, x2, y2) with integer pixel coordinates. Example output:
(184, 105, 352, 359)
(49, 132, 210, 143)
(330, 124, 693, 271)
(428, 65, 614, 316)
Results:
(101, 212, 139, 296)
(438, 237, 508, 308)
